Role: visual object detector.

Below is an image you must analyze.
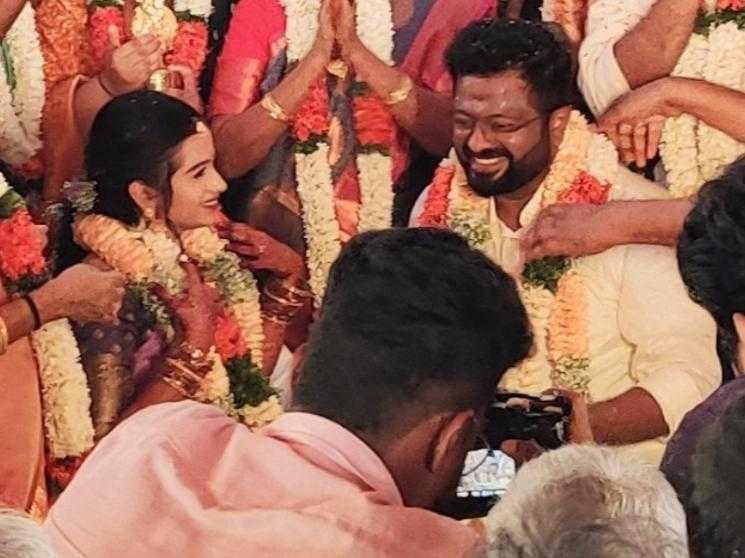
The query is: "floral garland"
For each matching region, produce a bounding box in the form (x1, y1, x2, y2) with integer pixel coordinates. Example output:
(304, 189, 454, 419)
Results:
(418, 112, 616, 396)
(72, 213, 278, 427)
(31, 319, 95, 460)
(88, 0, 210, 75)
(661, 3, 745, 198)
(0, 3, 45, 168)
(0, 173, 48, 293)
(280, 0, 396, 305)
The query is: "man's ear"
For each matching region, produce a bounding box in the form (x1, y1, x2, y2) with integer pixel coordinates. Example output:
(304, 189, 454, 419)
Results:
(428, 410, 476, 474)
(128, 181, 161, 221)
(733, 312, 745, 344)
(548, 105, 573, 154)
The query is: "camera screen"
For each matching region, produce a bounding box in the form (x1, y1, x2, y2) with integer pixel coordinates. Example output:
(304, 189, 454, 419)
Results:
(456, 449, 515, 498)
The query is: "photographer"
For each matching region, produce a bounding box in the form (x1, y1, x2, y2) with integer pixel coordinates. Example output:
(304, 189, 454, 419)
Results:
(44, 228, 532, 557)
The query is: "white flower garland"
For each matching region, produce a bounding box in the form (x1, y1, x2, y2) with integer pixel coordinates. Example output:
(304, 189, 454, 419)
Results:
(181, 227, 265, 368)
(357, 152, 395, 233)
(662, 14, 745, 198)
(435, 112, 618, 396)
(0, 3, 45, 167)
(280, 0, 395, 304)
(0, 172, 10, 199)
(173, 0, 212, 19)
(32, 319, 95, 460)
(295, 143, 342, 303)
(698, 21, 745, 182)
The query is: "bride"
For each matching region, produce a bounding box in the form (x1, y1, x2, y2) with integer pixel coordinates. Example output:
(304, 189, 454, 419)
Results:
(36, 90, 309, 502)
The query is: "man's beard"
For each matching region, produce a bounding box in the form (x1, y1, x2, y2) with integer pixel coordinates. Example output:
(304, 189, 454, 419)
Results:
(457, 147, 547, 199)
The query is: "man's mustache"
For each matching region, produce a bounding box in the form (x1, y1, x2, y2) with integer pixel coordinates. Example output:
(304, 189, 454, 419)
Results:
(463, 146, 512, 161)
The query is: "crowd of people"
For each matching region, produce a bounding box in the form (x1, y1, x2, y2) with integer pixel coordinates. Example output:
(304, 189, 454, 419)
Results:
(0, 0, 743, 556)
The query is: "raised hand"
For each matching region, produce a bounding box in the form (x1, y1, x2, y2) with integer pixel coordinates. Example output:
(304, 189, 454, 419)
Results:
(169, 263, 221, 352)
(597, 78, 679, 168)
(219, 222, 306, 280)
(99, 28, 163, 97)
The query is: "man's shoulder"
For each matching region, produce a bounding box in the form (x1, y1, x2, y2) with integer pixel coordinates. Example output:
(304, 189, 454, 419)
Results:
(107, 401, 242, 455)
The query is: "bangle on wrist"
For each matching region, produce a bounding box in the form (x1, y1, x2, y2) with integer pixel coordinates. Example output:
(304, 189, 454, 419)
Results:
(0, 317, 8, 355)
(260, 93, 290, 123)
(23, 295, 43, 330)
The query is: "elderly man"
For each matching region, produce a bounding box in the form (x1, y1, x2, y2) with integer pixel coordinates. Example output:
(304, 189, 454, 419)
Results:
(43, 228, 532, 557)
(413, 19, 720, 464)
(485, 445, 689, 557)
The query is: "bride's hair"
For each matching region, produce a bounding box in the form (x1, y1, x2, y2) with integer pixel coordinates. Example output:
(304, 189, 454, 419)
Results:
(85, 91, 201, 225)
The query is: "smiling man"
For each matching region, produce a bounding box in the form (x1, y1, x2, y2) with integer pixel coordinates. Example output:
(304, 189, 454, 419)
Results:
(412, 19, 720, 464)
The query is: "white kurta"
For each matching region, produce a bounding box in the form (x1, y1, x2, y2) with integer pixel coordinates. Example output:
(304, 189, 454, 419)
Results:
(575, 0, 656, 116)
(412, 164, 720, 465)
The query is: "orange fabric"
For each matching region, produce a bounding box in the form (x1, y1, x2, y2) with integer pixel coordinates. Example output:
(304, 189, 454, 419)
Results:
(0, 338, 48, 517)
(36, 0, 92, 202)
(41, 76, 87, 202)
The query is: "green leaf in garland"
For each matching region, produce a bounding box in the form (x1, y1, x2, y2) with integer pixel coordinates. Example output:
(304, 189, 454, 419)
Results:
(0, 189, 25, 219)
(1, 41, 16, 93)
(226, 357, 277, 408)
(523, 256, 570, 293)
(695, 8, 745, 36)
(294, 135, 328, 155)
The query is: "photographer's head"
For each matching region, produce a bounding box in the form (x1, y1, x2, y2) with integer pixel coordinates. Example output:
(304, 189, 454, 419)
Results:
(293, 228, 531, 509)
(678, 157, 745, 372)
(485, 445, 688, 558)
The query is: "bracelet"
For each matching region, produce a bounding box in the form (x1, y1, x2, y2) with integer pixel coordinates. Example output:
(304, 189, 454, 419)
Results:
(260, 93, 290, 123)
(384, 76, 414, 106)
(23, 295, 42, 331)
(97, 73, 116, 98)
(263, 288, 305, 308)
(261, 311, 290, 326)
(0, 317, 8, 355)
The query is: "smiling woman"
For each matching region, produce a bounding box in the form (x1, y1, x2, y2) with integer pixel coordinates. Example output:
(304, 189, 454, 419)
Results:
(2, 91, 311, 514)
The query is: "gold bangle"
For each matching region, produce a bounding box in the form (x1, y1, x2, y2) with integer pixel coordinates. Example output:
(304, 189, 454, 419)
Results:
(260, 93, 290, 122)
(0, 317, 8, 355)
(384, 76, 414, 106)
(161, 357, 205, 399)
(262, 312, 290, 326)
(263, 288, 305, 308)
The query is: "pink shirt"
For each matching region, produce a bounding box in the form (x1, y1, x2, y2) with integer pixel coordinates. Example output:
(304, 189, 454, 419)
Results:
(44, 401, 482, 557)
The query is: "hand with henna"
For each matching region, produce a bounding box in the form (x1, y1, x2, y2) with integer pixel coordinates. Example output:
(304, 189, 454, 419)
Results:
(218, 222, 307, 281)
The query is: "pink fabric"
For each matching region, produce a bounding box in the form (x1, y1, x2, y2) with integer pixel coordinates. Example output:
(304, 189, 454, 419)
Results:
(44, 401, 483, 557)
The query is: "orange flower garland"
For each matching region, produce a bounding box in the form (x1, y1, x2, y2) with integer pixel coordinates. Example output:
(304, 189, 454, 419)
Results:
(417, 163, 455, 229)
(214, 312, 248, 362)
(165, 20, 210, 74)
(353, 93, 396, 151)
(293, 79, 331, 145)
(0, 209, 47, 283)
(557, 171, 610, 205)
(88, 6, 127, 71)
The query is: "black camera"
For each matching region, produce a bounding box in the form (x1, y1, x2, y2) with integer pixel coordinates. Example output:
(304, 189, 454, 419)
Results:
(483, 392, 572, 450)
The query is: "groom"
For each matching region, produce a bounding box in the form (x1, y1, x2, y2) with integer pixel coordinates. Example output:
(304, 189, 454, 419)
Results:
(414, 19, 720, 464)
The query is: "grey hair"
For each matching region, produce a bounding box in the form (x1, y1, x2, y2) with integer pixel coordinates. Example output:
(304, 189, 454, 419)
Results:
(0, 510, 56, 558)
(484, 445, 689, 558)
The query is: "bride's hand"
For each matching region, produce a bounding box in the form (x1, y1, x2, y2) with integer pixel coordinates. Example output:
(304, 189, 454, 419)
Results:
(170, 263, 221, 352)
(219, 222, 306, 280)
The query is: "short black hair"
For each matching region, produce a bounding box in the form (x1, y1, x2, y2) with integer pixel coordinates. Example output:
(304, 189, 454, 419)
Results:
(86, 91, 200, 226)
(682, 394, 745, 556)
(294, 228, 532, 436)
(678, 157, 745, 364)
(445, 19, 573, 112)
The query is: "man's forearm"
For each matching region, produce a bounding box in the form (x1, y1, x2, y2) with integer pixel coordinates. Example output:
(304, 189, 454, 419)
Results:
(614, 0, 700, 89)
(589, 388, 669, 445)
(603, 198, 692, 247)
(0, 0, 26, 39)
(665, 77, 745, 143)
